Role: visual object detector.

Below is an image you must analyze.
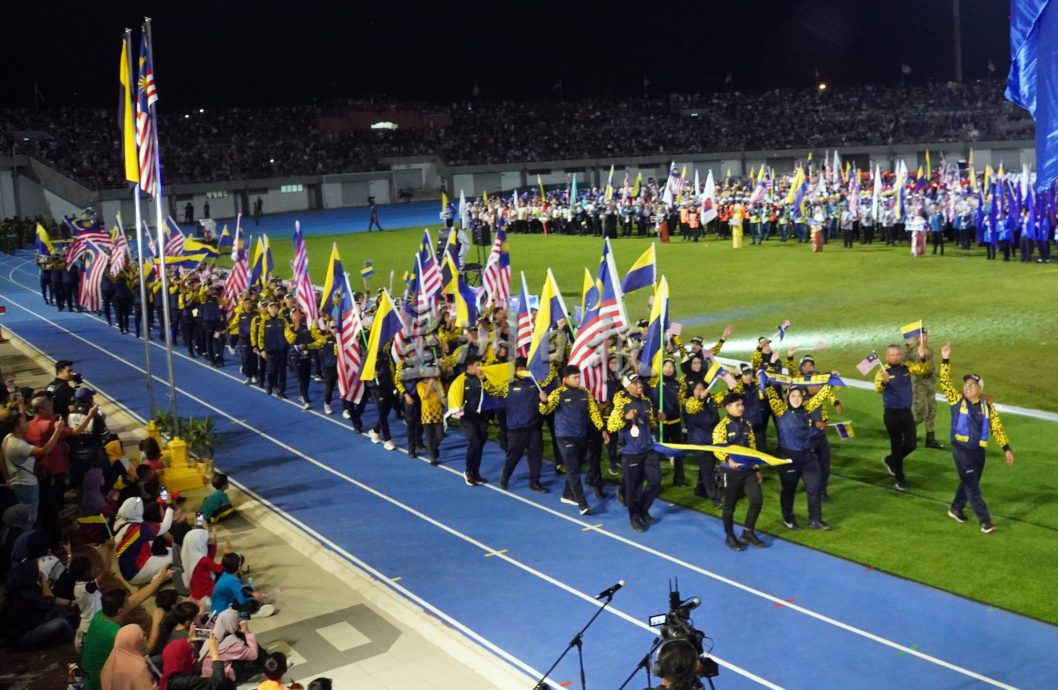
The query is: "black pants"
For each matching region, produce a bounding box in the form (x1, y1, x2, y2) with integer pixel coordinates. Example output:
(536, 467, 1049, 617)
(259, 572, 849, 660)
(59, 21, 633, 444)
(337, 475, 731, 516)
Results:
(720, 469, 762, 537)
(777, 449, 822, 522)
(951, 445, 991, 524)
(293, 356, 311, 401)
(344, 396, 368, 433)
(557, 436, 588, 507)
(883, 407, 917, 481)
(810, 435, 831, 494)
(38, 473, 66, 548)
(503, 425, 543, 485)
(181, 318, 197, 356)
(843, 228, 855, 247)
(101, 294, 114, 323)
(370, 385, 395, 440)
(241, 344, 258, 382)
(403, 396, 423, 453)
(622, 452, 661, 521)
(584, 429, 602, 489)
(423, 422, 444, 460)
(41, 275, 51, 304)
(694, 451, 719, 500)
(202, 321, 222, 363)
(115, 298, 132, 334)
(462, 415, 488, 477)
(660, 423, 684, 484)
(322, 366, 338, 403)
(932, 231, 945, 254)
(265, 349, 287, 394)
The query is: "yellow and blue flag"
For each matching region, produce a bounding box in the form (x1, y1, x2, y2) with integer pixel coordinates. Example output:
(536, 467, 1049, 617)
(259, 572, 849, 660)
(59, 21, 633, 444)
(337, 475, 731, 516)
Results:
(640, 275, 669, 380)
(360, 260, 375, 281)
(766, 372, 846, 388)
(829, 421, 855, 440)
(454, 274, 478, 327)
(526, 269, 569, 381)
(319, 243, 344, 313)
(900, 320, 923, 340)
(360, 289, 404, 381)
(620, 243, 656, 294)
(439, 227, 461, 294)
(653, 443, 791, 468)
(249, 235, 273, 286)
(118, 34, 139, 185)
(35, 223, 55, 257)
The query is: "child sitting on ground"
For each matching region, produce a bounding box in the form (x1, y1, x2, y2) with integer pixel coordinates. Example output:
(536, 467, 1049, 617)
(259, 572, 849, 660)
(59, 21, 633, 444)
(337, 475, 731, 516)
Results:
(198, 472, 235, 523)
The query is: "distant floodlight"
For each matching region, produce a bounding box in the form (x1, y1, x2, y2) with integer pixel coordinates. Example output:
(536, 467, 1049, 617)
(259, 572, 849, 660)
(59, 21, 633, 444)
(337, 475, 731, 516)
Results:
(269, 158, 275, 163)
(184, 114, 190, 119)
(370, 121, 399, 130)
(818, 82, 827, 91)
(198, 108, 204, 114)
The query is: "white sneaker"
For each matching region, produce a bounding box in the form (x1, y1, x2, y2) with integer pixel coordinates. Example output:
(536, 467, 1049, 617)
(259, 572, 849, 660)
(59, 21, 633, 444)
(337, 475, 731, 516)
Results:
(383, 440, 396, 451)
(368, 430, 381, 444)
(324, 403, 333, 415)
(301, 402, 310, 411)
(255, 604, 276, 618)
(342, 408, 351, 419)
(243, 377, 252, 385)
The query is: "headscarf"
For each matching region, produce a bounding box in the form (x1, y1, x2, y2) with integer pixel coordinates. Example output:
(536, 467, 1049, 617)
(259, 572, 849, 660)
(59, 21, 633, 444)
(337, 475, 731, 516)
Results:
(113, 497, 144, 534)
(99, 624, 153, 690)
(5, 529, 48, 591)
(160, 638, 195, 690)
(179, 528, 210, 591)
(199, 608, 241, 660)
(80, 468, 107, 516)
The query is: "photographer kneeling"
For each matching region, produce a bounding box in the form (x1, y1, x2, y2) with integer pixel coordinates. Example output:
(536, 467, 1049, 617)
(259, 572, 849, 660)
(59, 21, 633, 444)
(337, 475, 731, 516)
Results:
(646, 639, 700, 690)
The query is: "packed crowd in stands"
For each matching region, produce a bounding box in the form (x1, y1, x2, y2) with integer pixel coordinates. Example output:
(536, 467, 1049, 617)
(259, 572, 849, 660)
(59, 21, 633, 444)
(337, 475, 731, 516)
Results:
(0, 357, 330, 688)
(0, 80, 1034, 190)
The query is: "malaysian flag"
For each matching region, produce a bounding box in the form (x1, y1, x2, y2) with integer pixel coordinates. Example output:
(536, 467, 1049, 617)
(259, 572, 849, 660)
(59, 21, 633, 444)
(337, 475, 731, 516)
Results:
(109, 220, 130, 276)
(515, 272, 533, 357)
(482, 227, 511, 307)
(291, 222, 318, 321)
(223, 245, 249, 316)
(580, 341, 608, 402)
(78, 242, 109, 312)
(569, 239, 628, 369)
(164, 217, 185, 257)
(418, 229, 443, 299)
(335, 270, 365, 404)
(65, 216, 113, 269)
(135, 32, 159, 198)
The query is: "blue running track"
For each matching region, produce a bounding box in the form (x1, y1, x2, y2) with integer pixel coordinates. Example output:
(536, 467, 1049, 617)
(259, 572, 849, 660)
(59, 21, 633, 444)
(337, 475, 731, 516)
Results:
(1, 249, 1055, 689)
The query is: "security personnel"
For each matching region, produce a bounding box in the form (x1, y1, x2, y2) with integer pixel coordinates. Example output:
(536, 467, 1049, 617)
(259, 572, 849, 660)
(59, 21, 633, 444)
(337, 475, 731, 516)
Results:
(607, 373, 660, 533)
(905, 333, 944, 450)
(937, 343, 1014, 533)
(499, 358, 548, 493)
(256, 301, 289, 397)
(540, 366, 607, 515)
(875, 338, 930, 490)
(285, 307, 326, 410)
(683, 379, 728, 508)
(765, 382, 833, 531)
(459, 356, 504, 486)
(712, 392, 765, 551)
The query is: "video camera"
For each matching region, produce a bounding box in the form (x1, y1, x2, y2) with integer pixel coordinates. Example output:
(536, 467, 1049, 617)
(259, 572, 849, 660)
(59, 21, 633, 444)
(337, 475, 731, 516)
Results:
(648, 580, 719, 687)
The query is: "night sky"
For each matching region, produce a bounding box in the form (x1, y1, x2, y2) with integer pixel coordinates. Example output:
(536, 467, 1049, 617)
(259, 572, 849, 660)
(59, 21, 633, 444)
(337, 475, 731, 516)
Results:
(3, 0, 1012, 108)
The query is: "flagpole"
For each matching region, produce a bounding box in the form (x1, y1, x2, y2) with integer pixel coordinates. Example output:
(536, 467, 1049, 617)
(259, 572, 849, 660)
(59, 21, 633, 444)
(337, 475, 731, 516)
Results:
(125, 28, 156, 420)
(145, 17, 180, 437)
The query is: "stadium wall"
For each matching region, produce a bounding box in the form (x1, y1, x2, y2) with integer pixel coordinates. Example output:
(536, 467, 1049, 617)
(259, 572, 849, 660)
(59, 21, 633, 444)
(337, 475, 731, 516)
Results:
(0, 143, 1037, 227)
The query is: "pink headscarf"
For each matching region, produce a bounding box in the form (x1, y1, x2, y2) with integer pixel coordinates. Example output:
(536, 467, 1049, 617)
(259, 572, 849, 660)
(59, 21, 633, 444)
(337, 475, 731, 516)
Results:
(100, 624, 154, 690)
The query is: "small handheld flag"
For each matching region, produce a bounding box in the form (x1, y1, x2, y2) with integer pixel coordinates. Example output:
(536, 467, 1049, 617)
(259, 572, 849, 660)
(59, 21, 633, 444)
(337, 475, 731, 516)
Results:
(900, 320, 923, 340)
(775, 319, 791, 342)
(361, 260, 375, 281)
(828, 421, 855, 440)
(856, 352, 880, 376)
(35, 224, 56, 257)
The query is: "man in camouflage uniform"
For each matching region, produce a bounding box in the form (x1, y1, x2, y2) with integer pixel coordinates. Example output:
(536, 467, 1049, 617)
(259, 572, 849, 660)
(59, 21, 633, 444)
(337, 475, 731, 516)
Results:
(906, 332, 945, 450)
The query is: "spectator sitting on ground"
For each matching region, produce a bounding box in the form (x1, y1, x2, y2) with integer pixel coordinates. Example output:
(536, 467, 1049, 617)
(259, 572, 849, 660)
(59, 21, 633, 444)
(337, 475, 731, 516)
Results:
(257, 651, 289, 690)
(210, 552, 274, 618)
(140, 437, 166, 475)
(116, 463, 155, 505)
(161, 632, 237, 690)
(198, 608, 264, 683)
(112, 497, 174, 585)
(3, 529, 75, 652)
(80, 566, 171, 690)
(150, 601, 200, 662)
(181, 526, 232, 606)
(99, 623, 155, 690)
(198, 472, 235, 523)
(308, 679, 333, 690)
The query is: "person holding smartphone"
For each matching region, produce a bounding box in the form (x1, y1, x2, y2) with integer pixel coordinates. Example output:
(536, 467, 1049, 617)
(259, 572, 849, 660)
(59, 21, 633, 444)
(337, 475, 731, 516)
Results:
(160, 630, 236, 690)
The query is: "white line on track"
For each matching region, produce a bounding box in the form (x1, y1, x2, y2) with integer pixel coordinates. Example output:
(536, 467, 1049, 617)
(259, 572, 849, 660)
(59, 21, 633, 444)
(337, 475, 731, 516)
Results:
(0, 255, 1023, 689)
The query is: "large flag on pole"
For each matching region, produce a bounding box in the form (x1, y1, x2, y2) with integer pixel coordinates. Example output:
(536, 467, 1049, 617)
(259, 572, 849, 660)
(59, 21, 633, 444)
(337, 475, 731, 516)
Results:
(222, 242, 248, 316)
(249, 235, 273, 287)
(164, 217, 186, 257)
(481, 226, 511, 306)
(35, 223, 55, 257)
(701, 170, 717, 223)
(360, 290, 404, 381)
(118, 35, 139, 185)
(334, 270, 365, 404)
(135, 32, 159, 197)
(109, 217, 130, 276)
(515, 272, 533, 358)
(640, 276, 670, 380)
(291, 221, 318, 321)
(1006, 0, 1058, 190)
(439, 227, 461, 294)
(570, 239, 628, 368)
(79, 241, 109, 312)
(526, 269, 569, 381)
(621, 244, 656, 294)
(418, 229, 443, 299)
(318, 242, 343, 313)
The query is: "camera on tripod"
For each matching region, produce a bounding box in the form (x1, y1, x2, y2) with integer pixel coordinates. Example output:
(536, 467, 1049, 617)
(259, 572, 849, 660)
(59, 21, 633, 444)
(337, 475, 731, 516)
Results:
(646, 580, 719, 688)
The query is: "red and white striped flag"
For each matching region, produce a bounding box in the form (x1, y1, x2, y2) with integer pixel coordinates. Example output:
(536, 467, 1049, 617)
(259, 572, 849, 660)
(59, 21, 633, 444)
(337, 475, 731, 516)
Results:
(580, 344, 607, 402)
(135, 32, 159, 198)
(109, 220, 130, 276)
(482, 227, 511, 306)
(418, 230, 443, 299)
(66, 229, 113, 270)
(223, 248, 249, 316)
(164, 218, 185, 257)
(78, 243, 109, 312)
(291, 221, 318, 321)
(336, 274, 365, 404)
(515, 272, 533, 357)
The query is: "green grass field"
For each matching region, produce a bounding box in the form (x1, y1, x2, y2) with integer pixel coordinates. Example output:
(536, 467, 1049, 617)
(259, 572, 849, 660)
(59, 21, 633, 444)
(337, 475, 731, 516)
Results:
(235, 226, 1058, 624)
